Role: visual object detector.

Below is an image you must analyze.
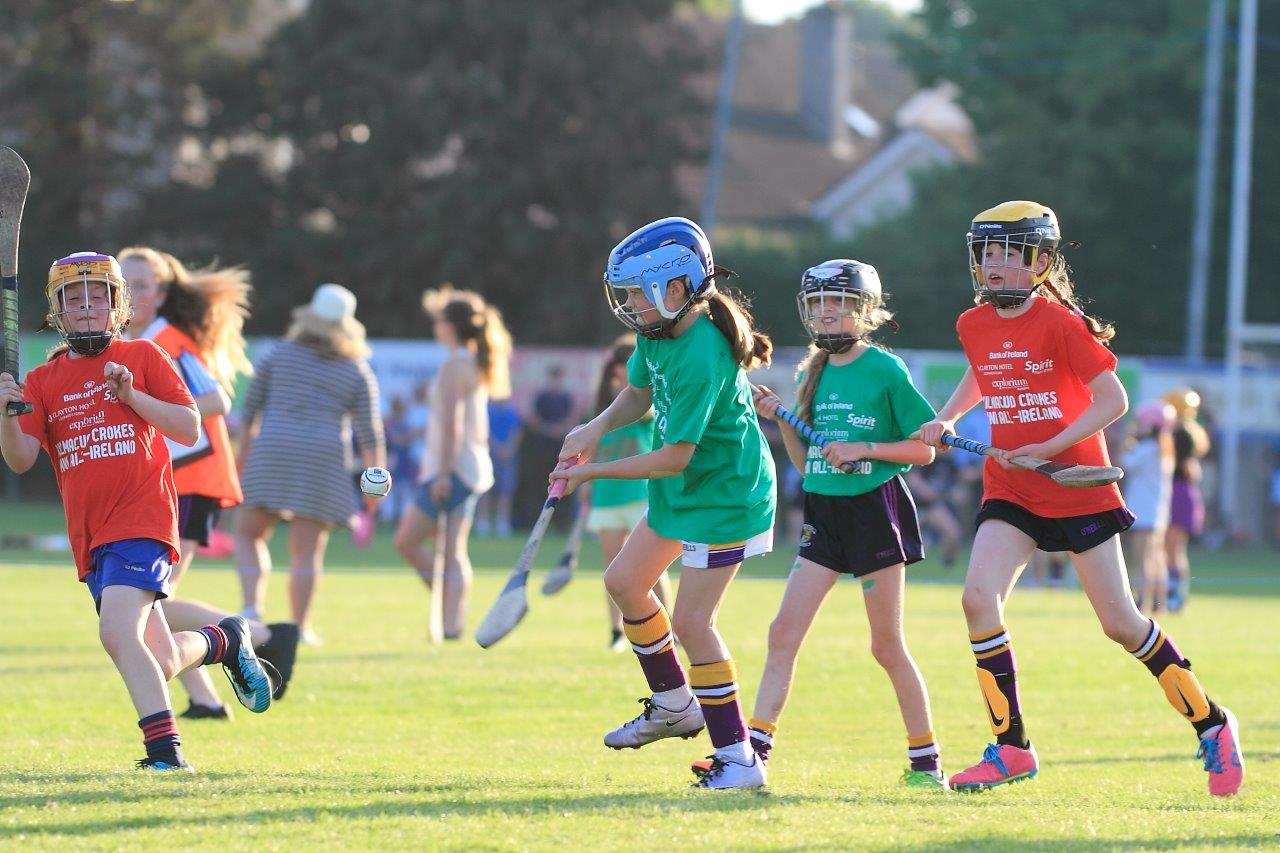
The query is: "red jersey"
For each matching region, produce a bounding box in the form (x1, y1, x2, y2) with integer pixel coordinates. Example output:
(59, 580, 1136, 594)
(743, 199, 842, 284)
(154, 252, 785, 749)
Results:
(151, 322, 243, 507)
(17, 339, 194, 579)
(956, 297, 1125, 517)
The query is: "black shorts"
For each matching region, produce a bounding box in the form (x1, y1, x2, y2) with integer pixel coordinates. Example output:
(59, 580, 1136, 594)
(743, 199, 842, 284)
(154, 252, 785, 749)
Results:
(798, 476, 924, 578)
(177, 495, 222, 547)
(975, 499, 1135, 554)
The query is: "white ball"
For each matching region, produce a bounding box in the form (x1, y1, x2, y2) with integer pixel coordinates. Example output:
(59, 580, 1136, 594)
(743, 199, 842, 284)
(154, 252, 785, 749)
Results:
(359, 466, 392, 497)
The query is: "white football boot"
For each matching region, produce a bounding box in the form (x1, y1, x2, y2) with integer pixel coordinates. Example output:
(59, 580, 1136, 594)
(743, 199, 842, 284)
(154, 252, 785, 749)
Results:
(692, 751, 767, 790)
(604, 695, 705, 749)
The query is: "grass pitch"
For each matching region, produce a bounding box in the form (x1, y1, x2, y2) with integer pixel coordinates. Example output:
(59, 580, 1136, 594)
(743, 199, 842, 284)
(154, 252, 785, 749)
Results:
(0, 501, 1277, 850)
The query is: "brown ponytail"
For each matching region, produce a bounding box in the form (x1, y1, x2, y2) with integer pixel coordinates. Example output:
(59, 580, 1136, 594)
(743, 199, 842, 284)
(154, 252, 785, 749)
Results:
(705, 287, 772, 370)
(423, 284, 512, 399)
(118, 246, 254, 391)
(1040, 255, 1115, 344)
(595, 334, 637, 414)
(794, 346, 829, 424)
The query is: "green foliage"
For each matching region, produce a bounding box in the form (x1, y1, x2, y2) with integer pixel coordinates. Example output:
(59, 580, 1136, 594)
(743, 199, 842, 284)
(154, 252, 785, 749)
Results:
(161, 0, 707, 342)
(0, 0, 258, 331)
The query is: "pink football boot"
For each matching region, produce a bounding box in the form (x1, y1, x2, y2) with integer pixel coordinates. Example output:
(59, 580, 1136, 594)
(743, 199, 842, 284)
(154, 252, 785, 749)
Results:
(1198, 707, 1244, 797)
(951, 743, 1039, 791)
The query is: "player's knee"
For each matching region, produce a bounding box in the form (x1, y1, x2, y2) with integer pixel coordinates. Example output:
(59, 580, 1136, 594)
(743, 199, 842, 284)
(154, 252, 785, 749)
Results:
(960, 586, 995, 622)
(766, 616, 804, 656)
(671, 607, 712, 642)
(1099, 613, 1146, 648)
(98, 625, 141, 662)
(602, 570, 632, 605)
(393, 528, 420, 558)
(870, 635, 908, 670)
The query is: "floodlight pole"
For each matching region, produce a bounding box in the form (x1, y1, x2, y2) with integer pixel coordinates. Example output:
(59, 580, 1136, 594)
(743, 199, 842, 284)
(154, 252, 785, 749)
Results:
(1185, 0, 1226, 362)
(701, 0, 744, 231)
(1221, 0, 1257, 527)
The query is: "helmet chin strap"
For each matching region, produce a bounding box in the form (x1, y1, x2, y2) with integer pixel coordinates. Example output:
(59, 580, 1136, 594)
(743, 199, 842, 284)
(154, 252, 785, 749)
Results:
(813, 333, 857, 354)
(981, 283, 1039, 309)
(64, 330, 114, 356)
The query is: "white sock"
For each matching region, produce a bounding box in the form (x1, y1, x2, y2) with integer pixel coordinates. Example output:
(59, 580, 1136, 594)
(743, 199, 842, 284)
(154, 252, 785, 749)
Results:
(716, 739, 753, 763)
(653, 686, 695, 708)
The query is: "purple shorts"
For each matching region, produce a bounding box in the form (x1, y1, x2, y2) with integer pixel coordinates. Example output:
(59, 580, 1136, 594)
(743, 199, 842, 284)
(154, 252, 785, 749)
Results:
(1169, 477, 1204, 534)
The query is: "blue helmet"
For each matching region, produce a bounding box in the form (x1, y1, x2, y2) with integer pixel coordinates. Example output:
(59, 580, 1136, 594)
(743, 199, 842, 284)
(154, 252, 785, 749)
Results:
(603, 216, 717, 338)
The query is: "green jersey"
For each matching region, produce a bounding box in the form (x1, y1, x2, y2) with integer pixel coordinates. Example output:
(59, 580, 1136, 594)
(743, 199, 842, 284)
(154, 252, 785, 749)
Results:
(799, 347, 936, 497)
(591, 419, 653, 508)
(627, 315, 776, 543)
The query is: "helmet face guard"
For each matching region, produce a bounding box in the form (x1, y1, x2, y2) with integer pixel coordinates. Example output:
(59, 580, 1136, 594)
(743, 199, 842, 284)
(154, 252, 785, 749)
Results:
(604, 219, 717, 340)
(797, 260, 882, 353)
(47, 252, 128, 357)
(967, 202, 1061, 309)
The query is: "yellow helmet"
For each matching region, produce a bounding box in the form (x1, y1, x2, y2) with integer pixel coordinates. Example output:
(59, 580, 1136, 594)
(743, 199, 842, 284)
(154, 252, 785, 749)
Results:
(46, 252, 130, 356)
(967, 200, 1061, 308)
(1162, 387, 1201, 417)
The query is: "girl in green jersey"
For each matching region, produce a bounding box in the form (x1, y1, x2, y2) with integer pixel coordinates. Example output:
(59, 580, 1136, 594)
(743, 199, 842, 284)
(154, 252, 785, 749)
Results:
(583, 336, 673, 651)
(749, 259, 948, 790)
(550, 217, 775, 790)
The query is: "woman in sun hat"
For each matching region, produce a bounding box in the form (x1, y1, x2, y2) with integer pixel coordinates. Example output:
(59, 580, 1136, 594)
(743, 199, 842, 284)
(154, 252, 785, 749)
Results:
(234, 283, 385, 644)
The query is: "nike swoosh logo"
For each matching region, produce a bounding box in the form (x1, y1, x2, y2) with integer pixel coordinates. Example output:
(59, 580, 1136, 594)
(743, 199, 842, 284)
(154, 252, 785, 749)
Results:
(666, 719, 686, 727)
(1175, 686, 1196, 718)
(983, 696, 1005, 727)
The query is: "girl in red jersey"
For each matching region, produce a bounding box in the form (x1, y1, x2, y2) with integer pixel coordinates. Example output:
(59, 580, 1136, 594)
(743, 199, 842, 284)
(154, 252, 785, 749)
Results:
(0, 252, 273, 771)
(918, 202, 1242, 797)
(120, 247, 300, 712)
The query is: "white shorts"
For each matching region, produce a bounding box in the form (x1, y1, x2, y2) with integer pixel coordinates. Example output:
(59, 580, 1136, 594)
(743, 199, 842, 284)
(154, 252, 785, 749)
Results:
(681, 529, 773, 569)
(587, 501, 647, 534)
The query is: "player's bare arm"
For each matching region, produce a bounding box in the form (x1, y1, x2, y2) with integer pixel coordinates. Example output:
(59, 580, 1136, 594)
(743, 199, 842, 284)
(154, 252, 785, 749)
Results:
(193, 385, 232, 419)
(0, 371, 39, 472)
(550, 441, 693, 495)
(558, 383, 652, 463)
(104, 360, 200, 446)
(754, 385, 808, 473)
(1002, 370, 1128, 464)
(918, 366, 981, 447)
(822, 437, 934, 469)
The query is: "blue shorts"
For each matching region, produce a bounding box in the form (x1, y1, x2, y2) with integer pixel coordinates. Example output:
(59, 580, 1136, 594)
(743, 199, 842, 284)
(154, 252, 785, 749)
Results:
(413, 474, 481, 522)
(84, 538, 174, 612)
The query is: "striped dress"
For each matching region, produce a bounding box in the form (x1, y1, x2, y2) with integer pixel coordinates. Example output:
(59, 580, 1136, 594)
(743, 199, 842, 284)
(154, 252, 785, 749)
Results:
(240, 339, 384, 525)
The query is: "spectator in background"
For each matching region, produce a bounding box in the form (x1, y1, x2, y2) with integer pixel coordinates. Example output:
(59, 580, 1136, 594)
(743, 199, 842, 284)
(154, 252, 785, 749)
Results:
(519, 363, 579, 529)
(1271, 448, 1280, 548)
(1122, 401, 1175, 613)
(477, 395, 522, 537)
(235, 284, 384, 645)
(1163, 388, 1210, 612)
(394, 285, 512, 642)
(381, 395, 418, 525)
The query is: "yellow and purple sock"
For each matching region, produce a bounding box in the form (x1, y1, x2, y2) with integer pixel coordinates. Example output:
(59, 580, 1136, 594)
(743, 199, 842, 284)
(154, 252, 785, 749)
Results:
(907, 731, 941, 774)
(971, 625, 1028, 748)
(747, 717, 776, 763)
(622, 608, 686, 693)
(1128, 618, 1226, 736)
(690, 659, 747, 749)
(138, 710, 184, 765)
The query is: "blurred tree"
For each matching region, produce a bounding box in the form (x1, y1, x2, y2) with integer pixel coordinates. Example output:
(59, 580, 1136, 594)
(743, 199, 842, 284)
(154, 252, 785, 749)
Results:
(161, 0, 707, 341)
(0, 0, 259, 332)
(846, 0, 1280, 357)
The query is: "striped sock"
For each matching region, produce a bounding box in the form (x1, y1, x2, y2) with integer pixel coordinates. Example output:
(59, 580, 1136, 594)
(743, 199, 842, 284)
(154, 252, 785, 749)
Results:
(970, 625, 1028, 748)
(690, 659, 746, 749)
(747, 717, 776, 764)
(198, 623, 230, 666)
(907, 731, 941, 774)
(138, 710, 184, 765)
(1128, 618, 1226, 735)
(622, 608, 686, 693)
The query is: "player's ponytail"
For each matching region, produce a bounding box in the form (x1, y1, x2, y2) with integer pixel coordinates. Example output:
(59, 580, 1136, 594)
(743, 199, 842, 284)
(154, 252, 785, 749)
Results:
(118, 246, 254, 392)
(424, 284, 512, 399)
(705, 288, 772, 370)
(794, 346, 830, 425)
(1040, 257, 1115, 345)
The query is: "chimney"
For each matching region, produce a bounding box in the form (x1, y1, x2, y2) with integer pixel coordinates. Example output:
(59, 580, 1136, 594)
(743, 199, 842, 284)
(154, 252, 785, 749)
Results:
(799, 1, 853, 154)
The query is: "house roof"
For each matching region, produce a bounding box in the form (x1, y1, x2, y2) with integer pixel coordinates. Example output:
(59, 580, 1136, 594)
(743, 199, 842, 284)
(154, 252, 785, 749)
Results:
(678, 12, 967, 230)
